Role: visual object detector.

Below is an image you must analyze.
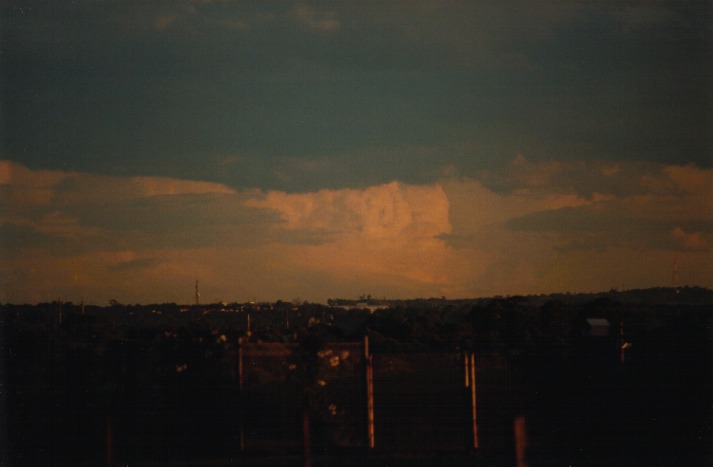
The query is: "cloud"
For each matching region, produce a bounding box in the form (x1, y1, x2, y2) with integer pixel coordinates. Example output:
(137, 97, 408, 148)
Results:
(219, 19, 250, 31)
(610, 3, 687, 33)
(664, 164, 713, 196)
(671, 227, 708, 250)
(0, 160, 235, 208)
(107, 255, 163, 273)
(0, 160, 68, 206)
(0, 163, 276, 303)
(476, 159, 712, 244)
(154, 14, 178, 30)
(272, 157, 335, 185)
(295, 5, 340, 32)
(1, 159, 711, 304)
(441, 158, 712, 293)
(441, 174, 597, 240)
(244, 182, 459, 296)
(54, 174, 237, 205)
(251, 181, 450, 239)
(0, 160, 263, 257)
(330, 1, 583, 71)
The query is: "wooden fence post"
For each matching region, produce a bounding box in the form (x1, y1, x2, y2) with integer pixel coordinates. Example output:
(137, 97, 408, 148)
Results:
(365, 335, 375, 449)
(469, 353, 480, 449)
(514, 415, 529, 467)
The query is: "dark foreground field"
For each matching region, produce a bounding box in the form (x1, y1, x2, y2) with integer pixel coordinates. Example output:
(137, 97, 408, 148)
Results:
(2, 288, 711, 466)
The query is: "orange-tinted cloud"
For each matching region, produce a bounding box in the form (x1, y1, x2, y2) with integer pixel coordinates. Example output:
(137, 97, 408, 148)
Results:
(246, 182, 460, 297)
(251, 181, 450, 239)
(1, 159, 711, 304)
(671, 227, 708, 250)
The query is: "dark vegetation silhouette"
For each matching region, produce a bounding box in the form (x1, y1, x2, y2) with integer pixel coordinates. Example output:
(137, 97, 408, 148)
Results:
(1, 287, 711, 465)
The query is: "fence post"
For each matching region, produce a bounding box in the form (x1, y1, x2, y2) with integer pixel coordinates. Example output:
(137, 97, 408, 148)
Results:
(365, 335, 375, 449)
(464, 352, 470, 388)
(514, 415, 529, 467)
(470, 353, 480, 449)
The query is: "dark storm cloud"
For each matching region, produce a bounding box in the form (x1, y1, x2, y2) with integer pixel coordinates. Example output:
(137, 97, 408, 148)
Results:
(3, 1, 711, 192)
(0, 222, 51, 251)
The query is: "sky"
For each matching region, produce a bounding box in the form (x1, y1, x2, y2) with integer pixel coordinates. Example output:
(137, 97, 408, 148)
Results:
(1, 0, 712, 304)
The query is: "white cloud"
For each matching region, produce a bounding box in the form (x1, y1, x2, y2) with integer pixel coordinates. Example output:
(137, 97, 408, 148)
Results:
(250, 181, 450, 239)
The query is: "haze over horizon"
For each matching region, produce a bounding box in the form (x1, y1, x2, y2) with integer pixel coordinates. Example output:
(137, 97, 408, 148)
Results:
(2, 1, 711, 304)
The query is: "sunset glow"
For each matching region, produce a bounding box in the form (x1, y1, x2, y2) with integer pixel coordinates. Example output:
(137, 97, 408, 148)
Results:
(2, 1, 711, 304)
(1, 159, 710, 304)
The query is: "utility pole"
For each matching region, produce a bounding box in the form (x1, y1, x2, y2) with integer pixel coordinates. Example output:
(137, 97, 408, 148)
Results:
(195, 280, 200, 306)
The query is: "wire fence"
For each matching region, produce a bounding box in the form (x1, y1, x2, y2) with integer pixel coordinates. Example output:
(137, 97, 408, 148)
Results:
(239, 341, 516, 454)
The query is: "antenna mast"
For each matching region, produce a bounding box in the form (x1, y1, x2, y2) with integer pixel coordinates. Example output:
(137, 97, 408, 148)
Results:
(672, 260, 680, 295)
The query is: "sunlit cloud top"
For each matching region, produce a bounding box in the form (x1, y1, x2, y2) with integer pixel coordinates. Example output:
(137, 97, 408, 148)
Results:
(1, 160, 710, 304)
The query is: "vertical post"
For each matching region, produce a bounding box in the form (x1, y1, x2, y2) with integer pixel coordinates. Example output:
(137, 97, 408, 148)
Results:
(464, 352, 470, 387)
(514, 415, 529, 467)
(469, 353, 479, 449)
(238, 337, 245, 452)
(365, 335, 375, 449)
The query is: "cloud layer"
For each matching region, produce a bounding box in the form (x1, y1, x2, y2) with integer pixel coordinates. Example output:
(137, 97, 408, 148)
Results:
(1, 159, 710, 304)
(5, 1, 711, 192)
